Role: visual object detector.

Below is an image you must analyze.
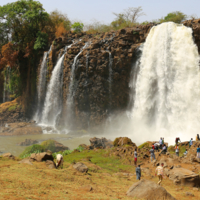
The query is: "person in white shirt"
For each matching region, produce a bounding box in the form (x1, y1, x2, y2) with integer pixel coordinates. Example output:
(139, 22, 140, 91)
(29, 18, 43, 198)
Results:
(134, 148, 137, 166)
(159, 138, 163, 150)
(175, 145, 179, 157)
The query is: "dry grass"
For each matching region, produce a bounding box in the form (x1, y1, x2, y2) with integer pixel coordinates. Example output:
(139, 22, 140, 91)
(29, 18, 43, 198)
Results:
(0, 154, 199, 200)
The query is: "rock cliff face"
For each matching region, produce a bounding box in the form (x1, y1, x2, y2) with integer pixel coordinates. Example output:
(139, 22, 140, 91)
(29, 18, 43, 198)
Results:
(1, 20, 200, 129)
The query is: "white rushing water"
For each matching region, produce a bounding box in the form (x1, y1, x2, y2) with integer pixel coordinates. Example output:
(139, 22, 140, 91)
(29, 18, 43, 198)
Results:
(34, 45, 52, 122)
(131, 22, 200, 143)
(40, 44, 73, 128)
(66, 42, 89, 123)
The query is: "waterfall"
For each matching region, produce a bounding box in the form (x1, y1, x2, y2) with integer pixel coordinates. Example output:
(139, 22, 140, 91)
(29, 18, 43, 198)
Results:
(131, 22, 200, 141)
(34, 45, 52, 122)
(107, 51, 113, 110)
(66, 42, 89, 125)
(40, 44, 72, 127)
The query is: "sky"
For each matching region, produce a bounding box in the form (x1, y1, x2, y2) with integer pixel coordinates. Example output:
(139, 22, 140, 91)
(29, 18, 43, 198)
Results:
(1, 0, 200, 25)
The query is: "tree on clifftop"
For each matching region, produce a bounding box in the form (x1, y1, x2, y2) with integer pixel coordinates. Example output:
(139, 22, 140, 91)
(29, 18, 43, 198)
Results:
(160, 11, 187, 23)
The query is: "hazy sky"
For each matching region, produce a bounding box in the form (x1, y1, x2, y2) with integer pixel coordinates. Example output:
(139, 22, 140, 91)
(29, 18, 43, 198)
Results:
(1, 0, 200, 25)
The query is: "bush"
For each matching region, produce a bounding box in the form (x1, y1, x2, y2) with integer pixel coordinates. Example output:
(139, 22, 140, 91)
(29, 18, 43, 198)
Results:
(19, 144, 44, 159)
(71, 22, 84, 33)
(138, 142, 149, 149)
(40, 140, 56, 152)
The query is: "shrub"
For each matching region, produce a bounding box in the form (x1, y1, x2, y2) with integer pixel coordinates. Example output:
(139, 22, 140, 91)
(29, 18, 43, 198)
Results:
(19, 144, 44, 159)
(138, 142, 149, 149)
(40, 140, 56, 152)
(71, 22, 84, 33)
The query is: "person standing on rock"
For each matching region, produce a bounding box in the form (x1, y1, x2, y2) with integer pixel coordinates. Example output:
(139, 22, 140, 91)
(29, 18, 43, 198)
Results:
(189, 138, 193, 148)
(149, 147, 155, 162)
(136, 165, 141, 180)
(155, 163, 164, 185)
(197, 145, 200, 159)
(175, 145, 179, 157)
(196, 134, 200, 141)
(159, 138, 163, 150)
(134, 148, 138, 166)
(175, 137, 181, 145)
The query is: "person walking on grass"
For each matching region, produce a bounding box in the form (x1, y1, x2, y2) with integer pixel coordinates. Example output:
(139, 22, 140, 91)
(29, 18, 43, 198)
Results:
(197, 145, 200, 159)
(175, 144, 179, 157)
(149, 146, 155, 162)
(136, 165, 141, 180)
(155, 163, 164, 185)
(134, 148, 137, 166)
(189, 138, 193, 148)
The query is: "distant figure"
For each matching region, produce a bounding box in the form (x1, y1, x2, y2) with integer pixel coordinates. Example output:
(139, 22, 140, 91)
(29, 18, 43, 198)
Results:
(154, 143, 159, 152)
(152, 144, 155, 150)
(155, 163, 164, 185)
(196, 134, 200, 141)
(56, 154, 64, 169)
(197, 145, 200, 159)
(149, 147, 155, 162)
(134, 148, 137, 166)
(175, 145, 179, 157)
(136, 165, 141, 180)
(189, 138, 193, 148)
(159, 138, 163, 150)
(175, 137, 181, 145)
(162, 138, 164, 145)
(183, 149, 188, 156)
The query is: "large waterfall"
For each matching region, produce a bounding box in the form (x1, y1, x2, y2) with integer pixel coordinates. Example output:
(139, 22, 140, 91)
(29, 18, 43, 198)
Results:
(40, 44, 72, 128)
(131, 22, 200, 141)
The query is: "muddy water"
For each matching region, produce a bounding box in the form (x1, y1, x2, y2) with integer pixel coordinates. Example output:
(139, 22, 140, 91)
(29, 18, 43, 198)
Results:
(0, 134, 91, 156)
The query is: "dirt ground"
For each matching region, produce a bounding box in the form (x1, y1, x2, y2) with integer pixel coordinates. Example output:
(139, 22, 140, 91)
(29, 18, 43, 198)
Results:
(0, 154, 199, 200)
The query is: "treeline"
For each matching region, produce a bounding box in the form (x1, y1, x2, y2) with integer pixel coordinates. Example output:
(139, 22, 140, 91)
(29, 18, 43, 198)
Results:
(0, 0, 197, 101)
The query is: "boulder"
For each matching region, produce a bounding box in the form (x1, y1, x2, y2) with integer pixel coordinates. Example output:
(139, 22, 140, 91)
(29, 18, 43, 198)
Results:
(2, 153, 15, 160)
(19, 139, 38, 146)
(73, 162, 88, 173)
(18, 158, 33, 165)
(46, 160, 56, 169)
(113, 137, 136, 147)
(169, 167, 200, 187)
(126, 179, 176, 200)
(89, 137, 113, 149)
(30, 152, 54, 162)
(78, 185, 93, 192)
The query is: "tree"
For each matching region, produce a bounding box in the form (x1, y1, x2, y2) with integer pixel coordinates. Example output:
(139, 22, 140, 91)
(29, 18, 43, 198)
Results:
(160, 11, 187, 23)
(71, 22, 84, 33)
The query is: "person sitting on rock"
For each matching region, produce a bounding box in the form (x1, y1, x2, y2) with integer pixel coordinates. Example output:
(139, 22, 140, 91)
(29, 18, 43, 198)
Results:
(175, 145, 179, 157)
(197, 145, 200, 159)
(155, 163, 164, 185)
(56, 154, 64, 169)
(136, 165, 141, 180)
(189, 138, 193, 148)
(149, 147, 155, 162)
(183, 149, 188, 156)
(160, 144, 167, 154)
(134, 148, 137, 166)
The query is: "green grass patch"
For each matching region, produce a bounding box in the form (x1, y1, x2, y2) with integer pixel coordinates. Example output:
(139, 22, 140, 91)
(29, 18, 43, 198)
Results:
(64, 149, 133, 173)
(8, 105, 17, 111)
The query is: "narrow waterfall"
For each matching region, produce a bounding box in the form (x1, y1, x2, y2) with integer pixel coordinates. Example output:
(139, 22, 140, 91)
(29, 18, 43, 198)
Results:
(107, 51, 113, 110)
(34, 45, 52, 122)
(66, 42, 89, 125)
(40, 44, 72, 127)
(131, 22, 200, 140)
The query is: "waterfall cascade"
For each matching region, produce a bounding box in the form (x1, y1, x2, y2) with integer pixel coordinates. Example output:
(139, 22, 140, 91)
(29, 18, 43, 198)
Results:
(3, 66, 11, 103)
(107, 51, 113, 110)
(40, 44, 73, 128)
(34, 45, 52, 122)
(66, 42, 89, 124)
(131, 22, 200, 140)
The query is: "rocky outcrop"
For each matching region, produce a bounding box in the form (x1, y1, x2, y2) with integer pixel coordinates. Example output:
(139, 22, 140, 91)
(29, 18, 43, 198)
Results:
(0, 122, 42, 136)
(113, 137, 136, 147)
(30, 152, 54, 162)
(89, 137, 113, 149)
(2, 153, 15, 160)
(126, 179, 176, 200)
(169, 168, 200, 187)
(73, 162, 88, 173)
(19, 139, 38, 146)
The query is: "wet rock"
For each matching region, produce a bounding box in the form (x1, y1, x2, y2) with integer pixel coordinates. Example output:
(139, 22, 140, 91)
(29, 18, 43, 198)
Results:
(126, 179, 176, 200)
(89, 137, 113, 149)
(19, 139, 38, 146)
(73, 162, 88, 173)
